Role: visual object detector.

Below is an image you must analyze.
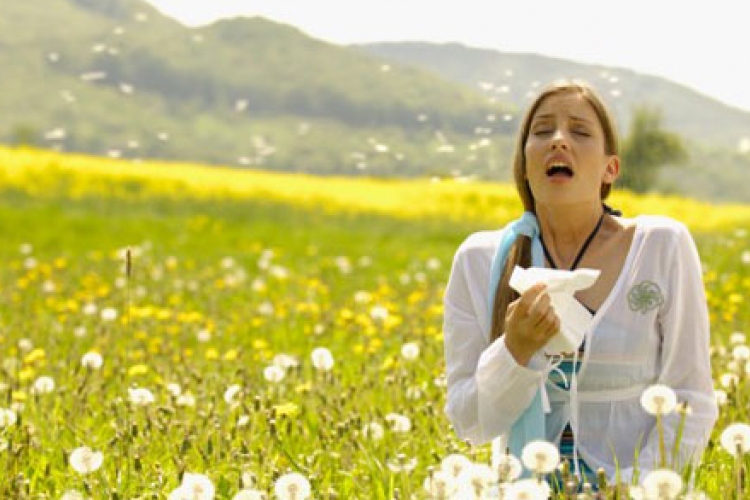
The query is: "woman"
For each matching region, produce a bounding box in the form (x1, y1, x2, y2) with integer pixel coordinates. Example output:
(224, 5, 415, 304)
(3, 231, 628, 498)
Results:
(442, 80, 717, 484)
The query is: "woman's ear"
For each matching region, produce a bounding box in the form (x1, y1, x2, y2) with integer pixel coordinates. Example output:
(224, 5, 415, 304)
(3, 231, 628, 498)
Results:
(603, 155, 620, 183)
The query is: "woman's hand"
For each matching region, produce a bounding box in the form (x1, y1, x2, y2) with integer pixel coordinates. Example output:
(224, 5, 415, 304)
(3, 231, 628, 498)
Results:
(503, 283, 560, 366)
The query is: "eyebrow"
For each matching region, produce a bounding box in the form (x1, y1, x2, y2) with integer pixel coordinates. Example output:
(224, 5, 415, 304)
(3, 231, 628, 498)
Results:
(532, 113, 594, 124)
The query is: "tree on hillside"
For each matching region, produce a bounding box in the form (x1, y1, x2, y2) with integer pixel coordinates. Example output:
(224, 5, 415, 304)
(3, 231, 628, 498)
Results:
(619, 106, 687, 193)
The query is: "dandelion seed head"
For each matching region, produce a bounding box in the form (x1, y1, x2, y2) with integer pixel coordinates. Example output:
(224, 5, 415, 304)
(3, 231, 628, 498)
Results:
(128, 387, 155, 406)
(385, 413, 411, 433)
(370, 305, 389, 322)
(504, 478, 551, 499)
(176, 393, 196, 407)
(386, 453, 418, 473)
(0, 408, 17, 428)
(495, 452, 523, 482)
(730, 332, 747, 344)
(311, 347, 334, 372)
(69, 446, 104, 474)
(642, 469, 683, 499)
(81, 352, 103, 370)
(732, 345, 750, 361)
(362, 421, 384, 440)
(264, 365, 285, 383)
(354, 290, 372, 304)
(100, 307, 118, 322)
(640, 384, 677, 415)
(18, 338, 33, 352)
(400, 342, 420, 361)
(273, 353, 299, 370)
(521, 440, 560, 474)
(720, 422, 750, 456)
(440, 453, 472, 478)
(720, 372, 739, 389)
(32, 376, 55, 394)
(423, 469, 456, 497)
(170, 472, 215, 500)
(224, 384, 242, 404)
(274, 472, 311, 500)
(715, 389, 728, 406)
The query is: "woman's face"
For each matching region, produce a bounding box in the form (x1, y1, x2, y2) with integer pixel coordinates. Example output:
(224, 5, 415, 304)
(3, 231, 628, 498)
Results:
(523, 91, 619, 209)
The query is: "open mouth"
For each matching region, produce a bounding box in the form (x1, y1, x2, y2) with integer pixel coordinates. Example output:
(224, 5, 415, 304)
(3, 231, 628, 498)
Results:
(546, 164, 574, 178)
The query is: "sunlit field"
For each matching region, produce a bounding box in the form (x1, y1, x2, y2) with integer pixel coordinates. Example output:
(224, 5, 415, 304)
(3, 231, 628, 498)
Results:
(1, 146, 749, 499)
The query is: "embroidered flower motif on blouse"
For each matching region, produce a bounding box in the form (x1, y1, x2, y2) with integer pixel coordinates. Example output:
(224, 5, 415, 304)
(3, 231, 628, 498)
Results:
(628, 280, 664, 314)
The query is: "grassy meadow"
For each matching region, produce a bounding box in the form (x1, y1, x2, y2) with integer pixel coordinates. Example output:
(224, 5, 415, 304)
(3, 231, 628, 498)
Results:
(1, 145, 750, 499)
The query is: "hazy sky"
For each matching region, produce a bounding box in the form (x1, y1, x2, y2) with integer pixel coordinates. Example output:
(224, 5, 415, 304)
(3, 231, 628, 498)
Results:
(143, 0, 750, 113)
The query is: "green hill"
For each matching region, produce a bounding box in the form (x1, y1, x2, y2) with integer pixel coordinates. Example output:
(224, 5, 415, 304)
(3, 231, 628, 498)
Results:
(0, 0, 510, 176)
(356, 42, 750, 202)
(3, 0, 750, 201)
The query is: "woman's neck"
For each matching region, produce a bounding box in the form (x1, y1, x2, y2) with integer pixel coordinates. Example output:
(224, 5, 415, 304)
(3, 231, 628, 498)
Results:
(536, 203, 605, 267)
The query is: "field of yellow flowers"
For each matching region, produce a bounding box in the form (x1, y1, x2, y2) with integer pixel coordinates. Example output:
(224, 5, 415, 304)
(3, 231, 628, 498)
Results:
(1, 145, 749, 499)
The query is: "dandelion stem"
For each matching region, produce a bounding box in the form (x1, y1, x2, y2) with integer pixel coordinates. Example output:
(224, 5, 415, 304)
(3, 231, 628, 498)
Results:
(671, 402, 688, 468)
(657, 412, 666, 469)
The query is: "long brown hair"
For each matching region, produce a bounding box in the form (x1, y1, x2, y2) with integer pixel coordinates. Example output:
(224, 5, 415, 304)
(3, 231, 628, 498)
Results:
(489, 80, 620, 341)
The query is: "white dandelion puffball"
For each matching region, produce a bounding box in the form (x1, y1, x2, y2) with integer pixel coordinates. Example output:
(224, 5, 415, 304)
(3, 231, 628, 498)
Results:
(521, 440, 560, 474)
(128, 387, 155, 406)
(167, 383, 182, 397)
(715, 389, 728, 407)
(232, 490, 264, 500)
(720, 373, 740, 389)
(495, 452, 523, 482)
(730, 332, 747, 344)
(385, 412, 412, 433)
(169, 472, 215, 500)
(370, 305, 389, 322)
(423, 470, 456, 498)
(440, 453, 473, 479)
(273, 353, 299, 370)
(0, 408, 17, 427)
(311, 347, 334, 371)
(32, 376, 56, 394)
(642, 469, 683, 499)
(720, 423, 750, 456)
(69, 446, 104, 474)
(732, 345, 750, 361)
(176, 393, 196, 407)
(274, 472, 311, 500)
(400, 342, 420, 361)
(100, 307, 118, 321)
(264, 365, 285, 383)
(640, 384, 677, 415)
(81, 351, 103, 370)
(362, 421, 385, 440)
(504, 478, 551, 499)
(224, 384, 242, 404)
(456, 463, 497, 494)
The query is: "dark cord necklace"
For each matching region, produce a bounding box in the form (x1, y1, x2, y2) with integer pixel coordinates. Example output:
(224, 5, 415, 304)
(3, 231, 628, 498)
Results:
(540, 212, 605, 271)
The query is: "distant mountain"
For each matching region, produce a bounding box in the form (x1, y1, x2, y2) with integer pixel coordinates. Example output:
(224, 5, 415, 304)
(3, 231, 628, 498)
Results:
(357, 42, 750, 149)
(0, 0, 509, 176)
(2, 0, 750, 202)
(354, 42, 750, 203)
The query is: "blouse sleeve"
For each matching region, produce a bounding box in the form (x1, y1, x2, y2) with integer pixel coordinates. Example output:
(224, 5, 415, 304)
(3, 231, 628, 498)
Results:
(637, 223, 718, 473)
(443, 238, 543, 445)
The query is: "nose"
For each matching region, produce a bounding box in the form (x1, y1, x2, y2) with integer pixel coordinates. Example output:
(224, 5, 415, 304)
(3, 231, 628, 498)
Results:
(550, 128, 568, 149)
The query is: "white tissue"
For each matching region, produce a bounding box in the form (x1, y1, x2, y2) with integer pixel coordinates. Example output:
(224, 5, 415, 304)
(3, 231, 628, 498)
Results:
(508, 266, 600, 356)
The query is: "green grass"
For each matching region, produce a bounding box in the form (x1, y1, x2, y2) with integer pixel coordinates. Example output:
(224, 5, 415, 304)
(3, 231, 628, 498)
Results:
(0, 183, 748, 498)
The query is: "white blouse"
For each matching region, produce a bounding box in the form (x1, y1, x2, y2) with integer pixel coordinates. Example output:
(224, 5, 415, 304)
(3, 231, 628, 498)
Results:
(443, 215, 718, 482)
